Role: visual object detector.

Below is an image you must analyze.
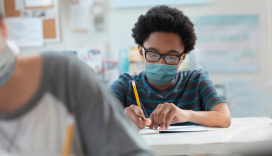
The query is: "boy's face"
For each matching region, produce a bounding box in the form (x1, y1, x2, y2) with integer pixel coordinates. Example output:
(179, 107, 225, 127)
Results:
(138, 32, 186, 70)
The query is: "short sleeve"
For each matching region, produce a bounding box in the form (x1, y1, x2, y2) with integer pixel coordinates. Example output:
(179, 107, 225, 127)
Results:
(196, 70, 226, 111)
(43, 53, 155, 156)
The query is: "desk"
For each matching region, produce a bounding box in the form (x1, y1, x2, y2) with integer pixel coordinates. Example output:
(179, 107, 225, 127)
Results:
(141, 117, 272, 156)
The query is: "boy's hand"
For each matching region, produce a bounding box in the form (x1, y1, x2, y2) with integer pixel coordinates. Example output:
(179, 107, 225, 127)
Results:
(124, 105, 151, 129)
(149, 102, 192, 130)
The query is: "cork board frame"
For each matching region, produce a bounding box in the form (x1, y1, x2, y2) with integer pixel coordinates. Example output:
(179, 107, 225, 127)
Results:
(2, 0, 60, 43)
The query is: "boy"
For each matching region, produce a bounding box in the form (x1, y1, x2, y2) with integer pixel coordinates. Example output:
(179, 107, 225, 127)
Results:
(110, 5, 230, 130)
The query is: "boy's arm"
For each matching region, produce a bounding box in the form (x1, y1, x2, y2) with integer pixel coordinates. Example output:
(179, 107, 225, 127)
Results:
(149, 71, 230, 130)
(187, 102, 231, 127)
(149, 102, 230, 130)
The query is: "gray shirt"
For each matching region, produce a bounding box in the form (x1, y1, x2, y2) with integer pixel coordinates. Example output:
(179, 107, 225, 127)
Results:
(0, 53, 155, 156)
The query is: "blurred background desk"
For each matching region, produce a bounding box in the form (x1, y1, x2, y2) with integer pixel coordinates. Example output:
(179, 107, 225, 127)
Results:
(141, 117, 272, 156)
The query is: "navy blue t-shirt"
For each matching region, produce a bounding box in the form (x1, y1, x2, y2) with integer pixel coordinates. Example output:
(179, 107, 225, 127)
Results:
(109, 69, 226, 125)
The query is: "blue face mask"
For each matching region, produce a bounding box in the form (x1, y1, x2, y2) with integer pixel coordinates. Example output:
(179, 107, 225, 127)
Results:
(145, 63, 177, 86)
(0, 42, 16, 88)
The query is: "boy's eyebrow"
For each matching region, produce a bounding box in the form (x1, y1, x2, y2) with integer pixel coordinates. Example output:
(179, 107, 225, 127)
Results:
(167, 50, 180, 54)
(146, 47, 181, 54)
(146, 47, 159, 51)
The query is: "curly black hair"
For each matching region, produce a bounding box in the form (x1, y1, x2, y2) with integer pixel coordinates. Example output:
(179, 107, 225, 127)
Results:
(132, 5, 196, 54)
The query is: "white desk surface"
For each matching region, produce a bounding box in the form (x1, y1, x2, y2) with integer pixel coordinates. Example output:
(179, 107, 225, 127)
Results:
(141, 117, 272, 156)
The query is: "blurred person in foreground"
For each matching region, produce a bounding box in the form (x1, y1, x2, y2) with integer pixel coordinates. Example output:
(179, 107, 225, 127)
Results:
(0, 13, 155, 156)
(110, 5, 231, 130)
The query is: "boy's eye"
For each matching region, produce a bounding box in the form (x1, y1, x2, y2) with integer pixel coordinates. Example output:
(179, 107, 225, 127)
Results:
(168, 56, 177, 60)
(150, 53, 158, 57)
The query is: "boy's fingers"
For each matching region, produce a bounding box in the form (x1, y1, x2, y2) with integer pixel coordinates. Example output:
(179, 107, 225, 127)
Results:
(143, 118, 151, 126)
(159, 105, 172, 130)
(130, 104, 145, 119)
(165, 113, 176, 130)
(153, 103, 169, 130)
(130, 111, 145, 129)
(149, 104, 163, 129)
(125, 107, 145, 129)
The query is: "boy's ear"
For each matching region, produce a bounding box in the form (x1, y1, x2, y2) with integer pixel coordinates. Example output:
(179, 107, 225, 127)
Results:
(182, 53, 187, 61)
(138, 45, 144, 59)
(177, 53, 187, 66)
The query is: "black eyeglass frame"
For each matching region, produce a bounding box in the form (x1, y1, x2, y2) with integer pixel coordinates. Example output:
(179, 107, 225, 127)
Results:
(142, 46, 185, 65)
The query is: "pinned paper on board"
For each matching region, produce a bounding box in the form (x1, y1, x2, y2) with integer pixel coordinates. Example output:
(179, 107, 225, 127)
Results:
(6, 18, 43, 47)
(69, 4, 90, 31)
(15, 0, 24, 11)
(68, 0, 106, 32)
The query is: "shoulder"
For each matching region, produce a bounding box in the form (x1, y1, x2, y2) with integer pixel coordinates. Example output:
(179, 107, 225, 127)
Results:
(182, 69, 209, 79)
(41, 52, 93, 77)
(176, 69, 210, 86)
(119, 71, 145, 80)
(42, 52, 83, 69)
(41, 52, 99, 93)
(111, 72, 145, 87)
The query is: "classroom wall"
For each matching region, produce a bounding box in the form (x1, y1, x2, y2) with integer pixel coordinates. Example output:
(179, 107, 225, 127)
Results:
(108, 0, 272, 83)
(18, 0, 109, 54)
(15, 0, 272, 117)
(108, 0, 272, 117)
(17, 0, 272, 83)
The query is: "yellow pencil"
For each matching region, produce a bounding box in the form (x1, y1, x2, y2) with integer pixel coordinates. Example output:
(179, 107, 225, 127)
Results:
(62, 113, 75, 156)
(132, 80, 147, 130)
(132, 80, 141, 109)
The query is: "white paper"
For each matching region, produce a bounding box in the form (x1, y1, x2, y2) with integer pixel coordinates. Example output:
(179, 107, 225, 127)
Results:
(70, 4, 90, 30)
(25, 0, 53, 7)
(139, 129, 159, 135)
(139, 125, 211, 135)
(6, 18, 44, 47)
(15, 0, 24, 11)
(160, 125, 211, 132)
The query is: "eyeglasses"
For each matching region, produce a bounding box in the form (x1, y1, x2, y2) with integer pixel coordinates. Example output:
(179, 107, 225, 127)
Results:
(142, 46, 184, 65)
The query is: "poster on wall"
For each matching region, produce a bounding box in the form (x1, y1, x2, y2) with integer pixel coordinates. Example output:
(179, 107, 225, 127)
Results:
(77, 47, 103, 78)
(191, 16, 259, 72)
(129, 48, 143, 75)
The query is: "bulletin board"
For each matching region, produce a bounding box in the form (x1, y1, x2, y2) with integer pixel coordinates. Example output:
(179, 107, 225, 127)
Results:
(2, 0, 60, 42)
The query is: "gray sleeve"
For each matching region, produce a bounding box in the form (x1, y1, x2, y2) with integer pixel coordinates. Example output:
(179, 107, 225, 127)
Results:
(43, 53, 155, 156)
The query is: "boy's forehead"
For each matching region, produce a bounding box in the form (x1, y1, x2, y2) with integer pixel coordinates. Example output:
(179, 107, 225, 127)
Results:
(143, 32, 184, 53)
